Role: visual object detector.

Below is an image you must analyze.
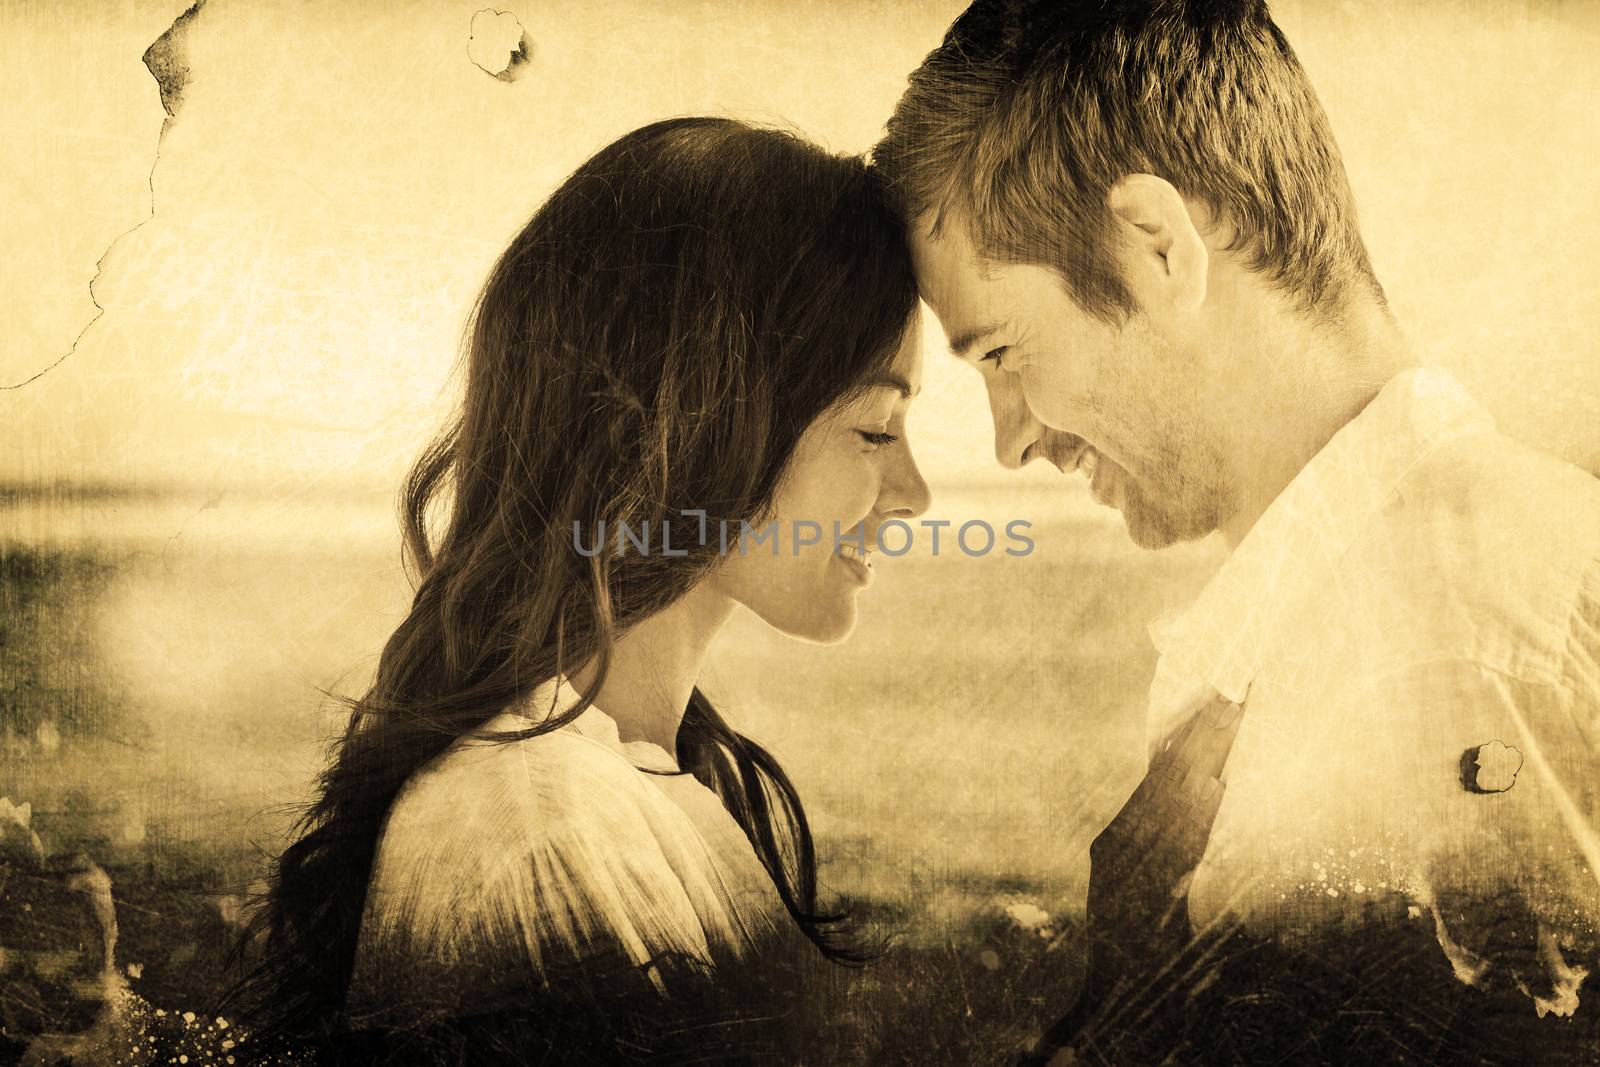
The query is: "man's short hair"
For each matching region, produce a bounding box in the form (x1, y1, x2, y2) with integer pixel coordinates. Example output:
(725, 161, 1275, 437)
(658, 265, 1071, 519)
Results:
(874, 0, 1385, 322)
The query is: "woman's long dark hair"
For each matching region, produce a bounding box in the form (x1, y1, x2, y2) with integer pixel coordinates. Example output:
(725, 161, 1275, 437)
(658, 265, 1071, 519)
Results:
(232, 117, 918, 1041)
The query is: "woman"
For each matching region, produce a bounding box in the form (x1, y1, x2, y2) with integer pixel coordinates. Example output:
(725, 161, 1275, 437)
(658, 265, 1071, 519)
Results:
(234, 117, 929, 1061)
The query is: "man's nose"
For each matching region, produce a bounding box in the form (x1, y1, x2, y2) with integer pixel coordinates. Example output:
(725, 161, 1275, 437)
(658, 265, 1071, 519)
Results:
(987, 372, 1046, 470)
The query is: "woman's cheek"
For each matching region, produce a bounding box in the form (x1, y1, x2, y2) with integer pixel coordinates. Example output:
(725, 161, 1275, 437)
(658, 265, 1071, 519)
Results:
(790, 438, 860, 527)
(831, 449, 882, 530)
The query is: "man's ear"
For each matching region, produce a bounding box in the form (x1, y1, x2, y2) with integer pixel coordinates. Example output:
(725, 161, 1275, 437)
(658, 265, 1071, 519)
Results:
(1105, 174, 1208, 314)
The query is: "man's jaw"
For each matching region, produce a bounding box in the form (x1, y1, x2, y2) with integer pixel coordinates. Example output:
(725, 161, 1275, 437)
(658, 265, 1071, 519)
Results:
(1033, 427, 1211, 549)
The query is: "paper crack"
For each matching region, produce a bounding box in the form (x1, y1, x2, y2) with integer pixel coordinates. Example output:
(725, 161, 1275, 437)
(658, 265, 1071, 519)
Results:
(2, 1, 206, 390)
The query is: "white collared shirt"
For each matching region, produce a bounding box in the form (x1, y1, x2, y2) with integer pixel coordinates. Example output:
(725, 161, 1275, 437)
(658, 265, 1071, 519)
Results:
(1147, 366, 1600, 1015)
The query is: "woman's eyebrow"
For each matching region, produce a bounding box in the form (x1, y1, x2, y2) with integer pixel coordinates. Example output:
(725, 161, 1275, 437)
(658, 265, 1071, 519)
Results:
(868, 373, 919, 399)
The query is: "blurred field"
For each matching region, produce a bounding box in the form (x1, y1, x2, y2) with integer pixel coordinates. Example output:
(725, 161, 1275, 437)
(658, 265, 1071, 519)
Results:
(0, 481, 1221, 1057)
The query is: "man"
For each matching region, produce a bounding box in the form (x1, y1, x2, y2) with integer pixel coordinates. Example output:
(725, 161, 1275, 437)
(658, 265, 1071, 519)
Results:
(875, 1, 1600, 1062)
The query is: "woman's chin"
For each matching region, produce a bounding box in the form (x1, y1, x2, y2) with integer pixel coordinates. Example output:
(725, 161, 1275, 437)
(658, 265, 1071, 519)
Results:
(760, 599, 860, 646)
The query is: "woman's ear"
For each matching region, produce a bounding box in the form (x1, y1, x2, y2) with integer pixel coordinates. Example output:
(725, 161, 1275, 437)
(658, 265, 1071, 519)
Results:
(1105, 174, 1208, 315)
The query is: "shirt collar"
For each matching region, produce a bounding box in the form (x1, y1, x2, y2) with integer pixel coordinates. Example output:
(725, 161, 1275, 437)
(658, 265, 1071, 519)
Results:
(1149, 365, 1496, 712)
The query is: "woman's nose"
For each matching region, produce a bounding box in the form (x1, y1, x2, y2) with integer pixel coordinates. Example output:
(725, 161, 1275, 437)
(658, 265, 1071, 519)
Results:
(879, 443, 932, 519)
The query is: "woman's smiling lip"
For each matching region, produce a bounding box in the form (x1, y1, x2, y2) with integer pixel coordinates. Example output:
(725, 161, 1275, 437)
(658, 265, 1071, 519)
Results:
(834, 543, 875, 585)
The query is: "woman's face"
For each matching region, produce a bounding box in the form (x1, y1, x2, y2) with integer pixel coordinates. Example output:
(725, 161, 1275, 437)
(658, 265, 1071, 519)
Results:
(710, 316, 932, 643)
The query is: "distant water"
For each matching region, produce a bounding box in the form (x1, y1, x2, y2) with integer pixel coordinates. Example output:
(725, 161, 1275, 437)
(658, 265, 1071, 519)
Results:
(0, 479, 1127, 558)
(1, 481, 1224, 934)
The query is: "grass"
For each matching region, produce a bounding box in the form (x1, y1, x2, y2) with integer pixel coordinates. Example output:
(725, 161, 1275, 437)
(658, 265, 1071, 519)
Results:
(0, 489, 1222, 1061)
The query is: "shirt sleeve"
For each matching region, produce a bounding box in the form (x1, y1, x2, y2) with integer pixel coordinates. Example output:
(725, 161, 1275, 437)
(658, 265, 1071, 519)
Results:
(1566, 556, 1600, 749)
(1337, 564, 1600, 1018)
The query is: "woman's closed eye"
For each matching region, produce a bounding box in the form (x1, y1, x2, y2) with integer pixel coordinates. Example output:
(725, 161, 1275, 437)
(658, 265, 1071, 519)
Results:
(857, 430, 900, 448)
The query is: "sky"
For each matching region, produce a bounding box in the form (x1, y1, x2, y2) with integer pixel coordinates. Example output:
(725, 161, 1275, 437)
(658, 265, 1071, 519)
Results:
(4, 0, 1598, 496)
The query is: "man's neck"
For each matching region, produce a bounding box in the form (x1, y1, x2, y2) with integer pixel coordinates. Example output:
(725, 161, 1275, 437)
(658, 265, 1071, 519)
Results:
(1217, 299, 1416, 549)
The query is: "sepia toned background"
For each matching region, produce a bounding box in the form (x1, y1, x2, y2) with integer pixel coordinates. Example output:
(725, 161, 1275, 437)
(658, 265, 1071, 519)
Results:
(3, 0, 1598, 1055)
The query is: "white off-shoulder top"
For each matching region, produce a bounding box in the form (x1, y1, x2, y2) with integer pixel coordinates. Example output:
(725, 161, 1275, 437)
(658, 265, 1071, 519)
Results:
(347, 678, 789, 1018)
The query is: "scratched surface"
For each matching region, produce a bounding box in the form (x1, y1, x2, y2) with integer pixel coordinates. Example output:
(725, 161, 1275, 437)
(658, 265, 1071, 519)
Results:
(4, 2, 1600, 1063)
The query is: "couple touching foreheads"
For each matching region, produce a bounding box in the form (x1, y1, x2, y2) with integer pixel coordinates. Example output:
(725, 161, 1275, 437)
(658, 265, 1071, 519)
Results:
(239, 2, 1600, 1063)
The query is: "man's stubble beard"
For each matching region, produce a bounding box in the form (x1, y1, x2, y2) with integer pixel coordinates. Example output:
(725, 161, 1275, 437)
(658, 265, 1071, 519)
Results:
(1117, 409, 1238, 550)
(1120, 473, 1231, 549)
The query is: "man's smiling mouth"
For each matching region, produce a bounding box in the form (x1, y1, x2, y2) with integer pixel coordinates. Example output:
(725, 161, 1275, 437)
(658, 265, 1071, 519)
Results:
(1042, 434, 1095, 475)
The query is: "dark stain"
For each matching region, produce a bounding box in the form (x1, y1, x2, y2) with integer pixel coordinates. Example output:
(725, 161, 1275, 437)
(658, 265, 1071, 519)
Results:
(141, 1, 206, 119)
(496, 31, 534, 83)
(469, 9, 534, 81)
(1460, 740, 1523, 794)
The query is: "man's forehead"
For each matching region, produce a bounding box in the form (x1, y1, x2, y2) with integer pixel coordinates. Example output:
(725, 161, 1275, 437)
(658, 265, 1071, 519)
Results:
(909, 217, 1009, 349)
(895, 314, 926, 383)
(910, 209, 984, 271)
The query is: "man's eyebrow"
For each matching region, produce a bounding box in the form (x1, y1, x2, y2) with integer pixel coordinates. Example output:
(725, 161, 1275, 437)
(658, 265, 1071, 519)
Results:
(867, 373, 920, 399)
(948, 324, 1003, 359)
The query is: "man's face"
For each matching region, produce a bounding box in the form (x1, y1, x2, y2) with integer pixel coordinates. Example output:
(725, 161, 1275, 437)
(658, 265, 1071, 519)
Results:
(910, 217, 1235, 549)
